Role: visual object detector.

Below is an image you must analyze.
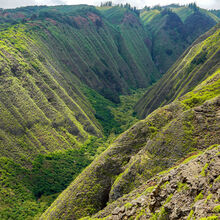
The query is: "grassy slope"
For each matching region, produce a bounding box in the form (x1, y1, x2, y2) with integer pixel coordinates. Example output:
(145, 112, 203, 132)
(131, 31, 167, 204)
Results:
(0, 6, 158, 219)
(41, 25, 220, 220)
(140, 6, 219, 74)
(35, 6, 160, 103)
(98, 6, 160, 87)
(210, 9, 220, 18)
(82, 86, 145, 135)
(0, 136, 109, 220)
(173, 6, 220, 23)
(0, 24, 102, 164)
(141, 9, 160, 25)
(140, 9, 188, 74)
(0, 5, 219, 219)
(135, 23, 220, 118)
(172, 6, 194, 22)
(0, 5, 160, 103)
(0, 21, 107, 219)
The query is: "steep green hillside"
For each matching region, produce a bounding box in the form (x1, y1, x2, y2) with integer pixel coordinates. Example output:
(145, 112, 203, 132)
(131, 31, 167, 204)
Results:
(173, 6, 219, 23)
(210, 9, 220, 18)
(140, 5, 219, 74)
(0, 4, 165, 169)
(98, 6, 160, 88)
(0, 4, 219, 220)
(0, 5, 159, 219)
(0, 24, 103, 165)
(41, 25, 220, 220)
(135, 23, 220, 118)
(0, 5, 160, 103)
(0, 15, 106, 219)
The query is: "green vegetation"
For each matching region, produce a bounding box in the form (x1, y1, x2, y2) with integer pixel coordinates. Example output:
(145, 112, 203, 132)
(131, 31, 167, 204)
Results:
(31, 137, 103, 198)
(205, 193, 213, 203)
(200, 163, 209, 177)
(143, 185, 157, 195)
(0, 137, 108, 219)
(0, 6, 162, 219)
(182, 151, 203, 164)
(140, 10, 160, 25)
(187, 210, 194, 220)
(139, 3, 219, 77)
(214, 175, 220, 183)
(0, 4, 219, 220)
(81, 87, 145, 135)
(0, 157, 45, 220)
(213, 205, 220, 213)
(81, 86, 120, 135)
(150, 194, 173, 220)
(182, 69, 220, 108)
(135, 208, 146, 220)
(172, 6, 194, 22)
(194, 191, 204, 202)
(135, 24, 220, 118)
(109, 89, 145, 132)
(177, 182, 189, 192)
(200, 216, 219, 220)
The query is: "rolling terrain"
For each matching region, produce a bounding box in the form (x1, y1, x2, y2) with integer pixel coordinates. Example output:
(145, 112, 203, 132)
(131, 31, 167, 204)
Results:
(0, 5, 160, 219)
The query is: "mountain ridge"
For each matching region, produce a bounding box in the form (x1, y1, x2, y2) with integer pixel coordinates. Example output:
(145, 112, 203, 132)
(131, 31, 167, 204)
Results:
(135, 23, 220, 118)
(40, 23, 220, 219)
(0, 4, 219, 220)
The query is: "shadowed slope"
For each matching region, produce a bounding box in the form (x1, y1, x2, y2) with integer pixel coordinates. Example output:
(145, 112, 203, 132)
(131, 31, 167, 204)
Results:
(140, 5, 219, 74)
(135, 23, 220, 118)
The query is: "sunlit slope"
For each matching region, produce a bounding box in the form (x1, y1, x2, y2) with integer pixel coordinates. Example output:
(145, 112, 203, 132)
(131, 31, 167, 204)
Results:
(0, 5, 163, 165)
(0, 6, 161, 103)
(0, 6, 161, 219)
(173, 6, 220, 23)
(0, 20, 105, 219)
(0, 25, 103, 166)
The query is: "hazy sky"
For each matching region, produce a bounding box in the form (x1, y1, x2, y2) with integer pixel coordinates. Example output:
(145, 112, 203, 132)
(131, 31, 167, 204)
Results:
(0, 0, 220, 10)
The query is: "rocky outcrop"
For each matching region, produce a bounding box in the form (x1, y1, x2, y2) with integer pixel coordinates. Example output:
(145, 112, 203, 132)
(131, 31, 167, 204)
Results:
(93, 145, 220, 220)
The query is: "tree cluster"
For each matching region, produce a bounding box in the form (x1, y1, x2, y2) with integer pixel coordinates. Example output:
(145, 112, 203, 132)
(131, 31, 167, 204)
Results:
(100, 1, 140, 16)
(188, 3, 199, 11)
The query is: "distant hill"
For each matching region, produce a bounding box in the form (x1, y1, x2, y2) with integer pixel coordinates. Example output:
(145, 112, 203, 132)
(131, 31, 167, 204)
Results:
(135, 23, 220, 118)
(140, 4, 219, 74)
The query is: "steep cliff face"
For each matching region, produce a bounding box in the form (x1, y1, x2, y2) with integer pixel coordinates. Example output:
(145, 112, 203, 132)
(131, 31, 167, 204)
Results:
(0, 18, 107, 219)
(0, 5, 162, 166)
(99, 7, 159, 87)
(41, 24, 220, 219)
(0, 5, 161, 104)
(135, 23, 220, 118)
(41, 95, 220, 219)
